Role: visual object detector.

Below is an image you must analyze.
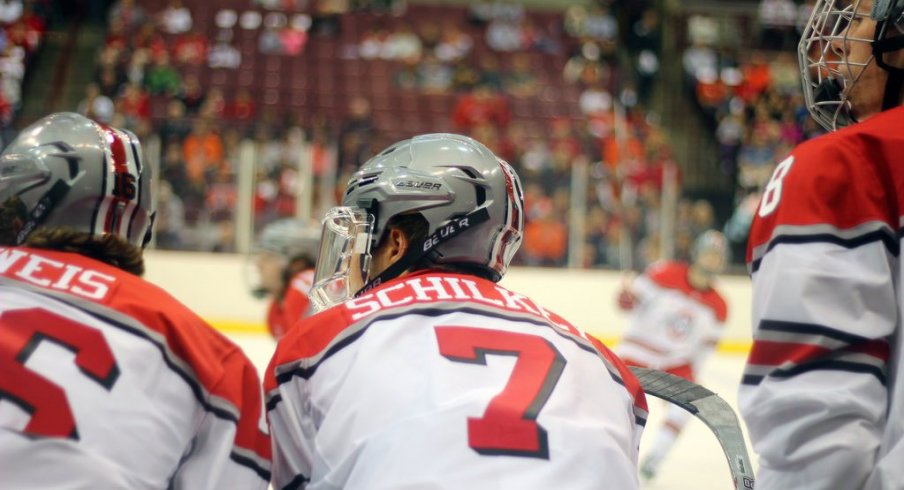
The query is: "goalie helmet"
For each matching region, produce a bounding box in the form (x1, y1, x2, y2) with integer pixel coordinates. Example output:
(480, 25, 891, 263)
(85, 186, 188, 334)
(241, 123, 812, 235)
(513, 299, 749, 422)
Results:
(0, 112, 154, 248)
(799, 0, 904, 130)
(309, 133, 525, 311)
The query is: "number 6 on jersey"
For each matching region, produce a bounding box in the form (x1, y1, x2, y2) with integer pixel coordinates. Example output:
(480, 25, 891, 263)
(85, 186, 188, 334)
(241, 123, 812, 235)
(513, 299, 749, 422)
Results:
(434, 326, 565, 459)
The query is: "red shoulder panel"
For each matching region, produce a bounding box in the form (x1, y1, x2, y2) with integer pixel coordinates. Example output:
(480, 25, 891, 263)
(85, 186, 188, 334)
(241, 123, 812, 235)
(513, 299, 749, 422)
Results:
(0, 247, 271, 461)
(747, 107, 904, 265)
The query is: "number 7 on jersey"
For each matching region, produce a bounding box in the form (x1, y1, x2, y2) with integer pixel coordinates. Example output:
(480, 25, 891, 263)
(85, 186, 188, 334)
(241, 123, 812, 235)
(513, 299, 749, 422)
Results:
(434, 326, 566, 459)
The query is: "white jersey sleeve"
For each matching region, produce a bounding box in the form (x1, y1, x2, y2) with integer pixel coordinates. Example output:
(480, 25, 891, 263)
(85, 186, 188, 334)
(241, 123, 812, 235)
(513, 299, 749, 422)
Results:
(741, 126, 901, 489)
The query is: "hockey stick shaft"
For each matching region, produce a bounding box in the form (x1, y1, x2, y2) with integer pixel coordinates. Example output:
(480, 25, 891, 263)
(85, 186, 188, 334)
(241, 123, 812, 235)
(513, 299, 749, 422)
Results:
(629, 366, 755, 489)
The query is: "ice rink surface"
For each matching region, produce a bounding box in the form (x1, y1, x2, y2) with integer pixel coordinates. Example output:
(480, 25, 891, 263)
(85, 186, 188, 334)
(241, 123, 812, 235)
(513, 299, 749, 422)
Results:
(231, 332, 754, 490)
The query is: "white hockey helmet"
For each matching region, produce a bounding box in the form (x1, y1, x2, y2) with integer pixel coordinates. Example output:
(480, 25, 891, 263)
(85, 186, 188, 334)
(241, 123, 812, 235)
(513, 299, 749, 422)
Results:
(309, 133, 525, 311)
(799, 0, 904, 130)
(0, 112, 154, 247)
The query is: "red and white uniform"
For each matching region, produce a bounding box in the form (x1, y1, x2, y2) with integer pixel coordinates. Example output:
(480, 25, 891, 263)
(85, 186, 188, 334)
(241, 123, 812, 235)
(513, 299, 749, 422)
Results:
(0, 246, 271, 489)
(616, 261, 727, 380)
(265, 270, 647, 490)
(742, 106, 904, 489)
(268, 269, 314, 340)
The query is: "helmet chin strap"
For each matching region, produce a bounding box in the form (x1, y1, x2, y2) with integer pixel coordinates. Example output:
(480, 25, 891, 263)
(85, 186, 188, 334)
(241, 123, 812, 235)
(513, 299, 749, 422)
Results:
(354, 207, 491, 297)
(814, 78, 856, 127)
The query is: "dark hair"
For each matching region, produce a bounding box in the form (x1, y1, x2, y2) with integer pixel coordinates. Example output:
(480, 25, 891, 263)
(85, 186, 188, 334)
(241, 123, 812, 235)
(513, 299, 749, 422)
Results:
(384, 213, 496, 282)
(20, 228, 145, 276)
(1, 196, 145, 276)
(0, 197, 27, 245)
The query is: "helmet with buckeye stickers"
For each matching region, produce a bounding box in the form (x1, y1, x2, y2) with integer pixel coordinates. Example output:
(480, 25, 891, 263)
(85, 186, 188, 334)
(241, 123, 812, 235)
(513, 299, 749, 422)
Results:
(0, 112, 154, 248)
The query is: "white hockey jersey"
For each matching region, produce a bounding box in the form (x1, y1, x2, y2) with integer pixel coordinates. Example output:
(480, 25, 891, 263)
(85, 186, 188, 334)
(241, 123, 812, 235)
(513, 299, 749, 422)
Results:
(742, 106, 904, 489)
(0, 246, 271, 489)
(265, 270, 648, 490)
(616, 261, 727, 376)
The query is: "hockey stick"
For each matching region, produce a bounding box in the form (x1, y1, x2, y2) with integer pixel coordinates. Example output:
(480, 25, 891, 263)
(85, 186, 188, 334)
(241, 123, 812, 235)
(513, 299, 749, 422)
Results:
(629, 366, 755, 490)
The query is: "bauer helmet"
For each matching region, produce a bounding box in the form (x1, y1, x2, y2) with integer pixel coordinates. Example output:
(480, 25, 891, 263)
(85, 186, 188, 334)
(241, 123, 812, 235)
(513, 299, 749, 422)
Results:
(310, 133, 524, 311)
(799, 0, 904, 130)
(0, 112, 154, 248)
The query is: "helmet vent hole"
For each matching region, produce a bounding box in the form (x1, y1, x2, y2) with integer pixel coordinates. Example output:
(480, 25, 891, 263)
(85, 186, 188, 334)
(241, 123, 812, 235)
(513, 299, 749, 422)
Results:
(455, 166, 486, 206)
(475, 185, 486, 206)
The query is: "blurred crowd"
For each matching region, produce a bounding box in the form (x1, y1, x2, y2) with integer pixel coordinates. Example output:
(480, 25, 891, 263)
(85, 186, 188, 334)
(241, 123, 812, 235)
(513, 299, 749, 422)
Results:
(39, 0, 772, 272)
(682, 0, 824, 261)
(0, 0, 47, 145)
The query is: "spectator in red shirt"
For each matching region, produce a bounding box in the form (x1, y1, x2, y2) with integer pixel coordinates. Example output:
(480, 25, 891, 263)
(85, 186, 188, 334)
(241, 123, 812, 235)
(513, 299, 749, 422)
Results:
(173, 28, 208, 65)
(132, 22, 169, 61)
(116, 82, 150, 127)
(227, 88, 256, 122)
(452, 83, 510, 133)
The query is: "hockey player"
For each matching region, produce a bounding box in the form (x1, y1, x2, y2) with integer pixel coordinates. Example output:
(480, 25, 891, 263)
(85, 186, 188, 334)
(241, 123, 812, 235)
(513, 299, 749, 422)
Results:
(616, 230, 728, 480)
(741, 1, 904, 488)
(254, 218, 320, 340)
(0, 113, 271, 488)
(265, 134, 648, 488)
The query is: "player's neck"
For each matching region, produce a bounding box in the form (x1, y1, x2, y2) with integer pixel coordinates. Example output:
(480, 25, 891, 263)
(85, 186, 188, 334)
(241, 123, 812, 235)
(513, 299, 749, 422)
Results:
(687, 266, 711, 291)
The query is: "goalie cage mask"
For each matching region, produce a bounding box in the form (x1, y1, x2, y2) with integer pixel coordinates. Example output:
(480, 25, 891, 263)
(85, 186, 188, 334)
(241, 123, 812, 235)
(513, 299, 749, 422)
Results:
(799, 0, 904, 130)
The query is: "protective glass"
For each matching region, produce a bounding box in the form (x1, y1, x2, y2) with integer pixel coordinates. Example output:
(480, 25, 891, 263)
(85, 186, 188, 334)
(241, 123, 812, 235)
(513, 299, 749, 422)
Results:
(309, 206, 374, 312)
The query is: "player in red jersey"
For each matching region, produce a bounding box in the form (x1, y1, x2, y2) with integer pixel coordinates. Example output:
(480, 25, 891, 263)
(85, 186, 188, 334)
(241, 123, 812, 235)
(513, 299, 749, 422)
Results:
(741, 1, 904, 488)
(253, 219, 320, 340)
(616, 230, 728, 481)
(265, 134, 648, 489)
(0, 113, 271, 488)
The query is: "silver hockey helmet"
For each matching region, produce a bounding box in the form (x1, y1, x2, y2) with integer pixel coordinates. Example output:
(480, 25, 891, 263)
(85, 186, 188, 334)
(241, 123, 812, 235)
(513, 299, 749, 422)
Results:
(691, 229, 729, 276)
(0, 112, 154, 247)
(309, 133, 525, 311)
(256, 218, 321, 261)
(799, 0, 904, 130)
(251, 218, 321, 298)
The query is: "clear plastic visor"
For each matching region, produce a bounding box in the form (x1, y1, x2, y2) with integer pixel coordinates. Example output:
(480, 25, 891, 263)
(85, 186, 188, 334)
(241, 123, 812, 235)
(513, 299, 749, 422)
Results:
(309, 206, 374, 312)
